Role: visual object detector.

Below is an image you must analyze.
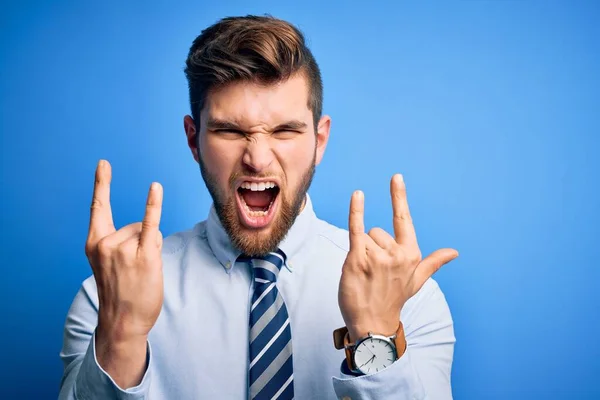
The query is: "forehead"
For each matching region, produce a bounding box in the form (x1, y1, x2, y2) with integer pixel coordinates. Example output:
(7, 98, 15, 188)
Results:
(201, 74, 312, 127)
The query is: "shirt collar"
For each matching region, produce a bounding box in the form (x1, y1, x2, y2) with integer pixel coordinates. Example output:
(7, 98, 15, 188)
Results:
(205, 194, 316, 273)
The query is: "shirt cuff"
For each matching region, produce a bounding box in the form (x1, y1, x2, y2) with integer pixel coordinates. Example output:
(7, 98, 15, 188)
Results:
(332, 349, 426, 400)
(75, 330, 152, 400)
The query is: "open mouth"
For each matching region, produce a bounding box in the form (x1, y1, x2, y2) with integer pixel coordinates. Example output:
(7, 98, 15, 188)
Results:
(235, 180, 280, 228)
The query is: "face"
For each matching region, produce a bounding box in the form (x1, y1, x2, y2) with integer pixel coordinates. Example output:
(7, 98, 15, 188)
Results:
(184, 73, 331, 256)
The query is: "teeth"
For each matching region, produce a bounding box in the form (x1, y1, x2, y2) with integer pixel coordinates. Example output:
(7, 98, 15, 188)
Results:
(239, 181, 278, 191)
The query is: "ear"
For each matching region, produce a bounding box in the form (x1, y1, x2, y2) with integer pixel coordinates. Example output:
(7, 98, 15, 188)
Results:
(315, 115, 331, 166)
(183, 115, 199, 163)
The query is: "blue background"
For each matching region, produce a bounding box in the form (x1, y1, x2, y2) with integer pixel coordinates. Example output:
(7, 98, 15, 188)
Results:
(1, 1, 599, 398)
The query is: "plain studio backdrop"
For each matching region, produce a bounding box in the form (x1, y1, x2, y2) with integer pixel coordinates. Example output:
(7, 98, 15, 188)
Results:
(1, 1, 598, 398)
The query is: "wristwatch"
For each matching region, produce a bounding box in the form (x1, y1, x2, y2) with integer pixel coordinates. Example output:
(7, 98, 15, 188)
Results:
(333, 323, 407, 376)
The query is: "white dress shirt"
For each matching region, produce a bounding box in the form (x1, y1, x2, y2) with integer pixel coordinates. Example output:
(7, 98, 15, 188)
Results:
(59, 195, 455, 399)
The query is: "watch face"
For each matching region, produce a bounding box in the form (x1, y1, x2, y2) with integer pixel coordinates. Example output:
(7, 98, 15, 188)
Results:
(353, 336, 396, 374)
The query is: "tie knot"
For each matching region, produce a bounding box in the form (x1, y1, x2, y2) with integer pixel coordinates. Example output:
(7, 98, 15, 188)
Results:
(240, 250, 286, 285)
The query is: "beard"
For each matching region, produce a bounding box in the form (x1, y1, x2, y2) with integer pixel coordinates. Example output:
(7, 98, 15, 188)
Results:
(199, 152, 316, 257)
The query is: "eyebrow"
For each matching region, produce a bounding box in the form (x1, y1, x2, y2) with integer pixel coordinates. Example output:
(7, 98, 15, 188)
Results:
(206, 118, 241, 131)
(206, 118, 308, 132)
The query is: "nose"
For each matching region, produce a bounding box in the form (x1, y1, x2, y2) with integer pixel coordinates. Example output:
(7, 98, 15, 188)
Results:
(242, 136, 274, 173)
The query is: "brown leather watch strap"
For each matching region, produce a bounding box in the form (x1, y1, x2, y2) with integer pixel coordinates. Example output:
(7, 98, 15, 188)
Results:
(333, 323, 407, 372)
(333, 326, 349, 350)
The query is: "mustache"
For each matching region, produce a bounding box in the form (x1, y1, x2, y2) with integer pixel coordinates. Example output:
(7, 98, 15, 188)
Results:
(228, 171, 282, 187)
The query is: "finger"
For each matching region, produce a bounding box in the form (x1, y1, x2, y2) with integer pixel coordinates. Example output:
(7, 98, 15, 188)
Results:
(368, 227, 396, 250)
(120, 232, 145, 258)
(391, 174, 417, 247)
(99, 222, 143, 248)
(156, 230, 163, 249)
(348, 190, 366, 253)
(413, 248, 459, 289)
(140, 182, 163, 249)
(88, 160, 115, 242)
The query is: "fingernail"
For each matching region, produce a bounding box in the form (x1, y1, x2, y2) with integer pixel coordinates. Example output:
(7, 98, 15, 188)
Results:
(354, 190, 363, 199)
(396, 174, 404, 183)
(151, 182, 158, 191)
(98, 160, 105, 168)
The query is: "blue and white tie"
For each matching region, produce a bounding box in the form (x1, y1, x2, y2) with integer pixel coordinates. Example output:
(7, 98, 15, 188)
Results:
(243, 250, 294, 400)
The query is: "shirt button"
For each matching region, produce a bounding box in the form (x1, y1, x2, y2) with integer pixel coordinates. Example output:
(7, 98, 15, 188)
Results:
(225, 262, 231, 269)
(341, 397, 352, 400)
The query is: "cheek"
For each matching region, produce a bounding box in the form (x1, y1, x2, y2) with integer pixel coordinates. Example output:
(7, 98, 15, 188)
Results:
(276, 138, 315, 184)
(201, 139, 242, 185)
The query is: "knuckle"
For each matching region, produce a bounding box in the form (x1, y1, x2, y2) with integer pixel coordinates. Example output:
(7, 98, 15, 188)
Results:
(368, 227, 382, 236)
(409, 251, 422, 265)
(137, 246, 151, 260)
(142, 220, 156, 231)
(84, 241, 95, 258)
(395, 212, 411, 222)
(115, 244, 127, 258)
(349, 226, 363, 236)
(348, 254, 367, 270)
(350, 210, 363, 221)
(90, 197, 103, 210)
(84, 238, 93, 251)
(96, 237, 112, 256)
(371, 250, 387, 266)
(386, 246, 397, 257)
(117, 241, 135, 258)
(393, 249, 407, 265)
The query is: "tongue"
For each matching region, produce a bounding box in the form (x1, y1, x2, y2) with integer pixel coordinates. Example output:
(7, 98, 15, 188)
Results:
(241, 190, 273, 209)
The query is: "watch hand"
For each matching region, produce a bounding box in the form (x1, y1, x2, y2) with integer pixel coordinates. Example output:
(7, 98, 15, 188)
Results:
(363, 344, 375, 357)
(358, 355, 375, 368)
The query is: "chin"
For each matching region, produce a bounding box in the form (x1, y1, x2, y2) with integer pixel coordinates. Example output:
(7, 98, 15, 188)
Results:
(201, 162, 314, 257)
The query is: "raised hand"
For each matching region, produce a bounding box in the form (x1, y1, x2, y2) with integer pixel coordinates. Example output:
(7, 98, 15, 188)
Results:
(84, 160, 164, 387)
(338, 174, 458, 342)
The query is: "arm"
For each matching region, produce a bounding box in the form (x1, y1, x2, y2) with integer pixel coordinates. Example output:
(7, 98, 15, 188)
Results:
(334, 175, 458, 399)
(58, 279, 153, 400)
(59, 160, 163, 399)
(332, 279, 455, 399)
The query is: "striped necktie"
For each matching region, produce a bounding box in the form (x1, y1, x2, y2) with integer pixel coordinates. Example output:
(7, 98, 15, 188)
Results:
(242, 250, 294, 400)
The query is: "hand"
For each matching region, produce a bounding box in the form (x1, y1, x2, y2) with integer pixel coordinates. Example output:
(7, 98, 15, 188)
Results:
(84, 160, 164, 387)
(338, 174, 458, 342)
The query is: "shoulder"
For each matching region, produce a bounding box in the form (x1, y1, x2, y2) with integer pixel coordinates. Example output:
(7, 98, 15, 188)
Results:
(161, 221, 207, 256)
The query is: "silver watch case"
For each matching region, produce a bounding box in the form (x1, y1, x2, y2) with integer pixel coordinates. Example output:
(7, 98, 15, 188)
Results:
(346, 332, 398, 375)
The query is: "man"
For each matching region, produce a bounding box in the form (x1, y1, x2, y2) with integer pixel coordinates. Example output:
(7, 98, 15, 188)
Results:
(59, 15, 458, 400)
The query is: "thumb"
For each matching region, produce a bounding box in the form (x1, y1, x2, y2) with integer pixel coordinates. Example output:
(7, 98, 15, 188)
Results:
(413, 248, 458, 290)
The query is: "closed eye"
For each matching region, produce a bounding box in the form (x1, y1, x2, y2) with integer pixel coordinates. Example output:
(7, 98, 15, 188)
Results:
(213, 129, 245, 136)
(273, 129, 301, 138)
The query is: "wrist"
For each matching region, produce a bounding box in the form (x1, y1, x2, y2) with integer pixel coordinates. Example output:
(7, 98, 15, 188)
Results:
(95, 324, 148, 388)
(347, 321, 399, 343)
(97, 312, 150, 345)
(333, 323, 407, 376)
